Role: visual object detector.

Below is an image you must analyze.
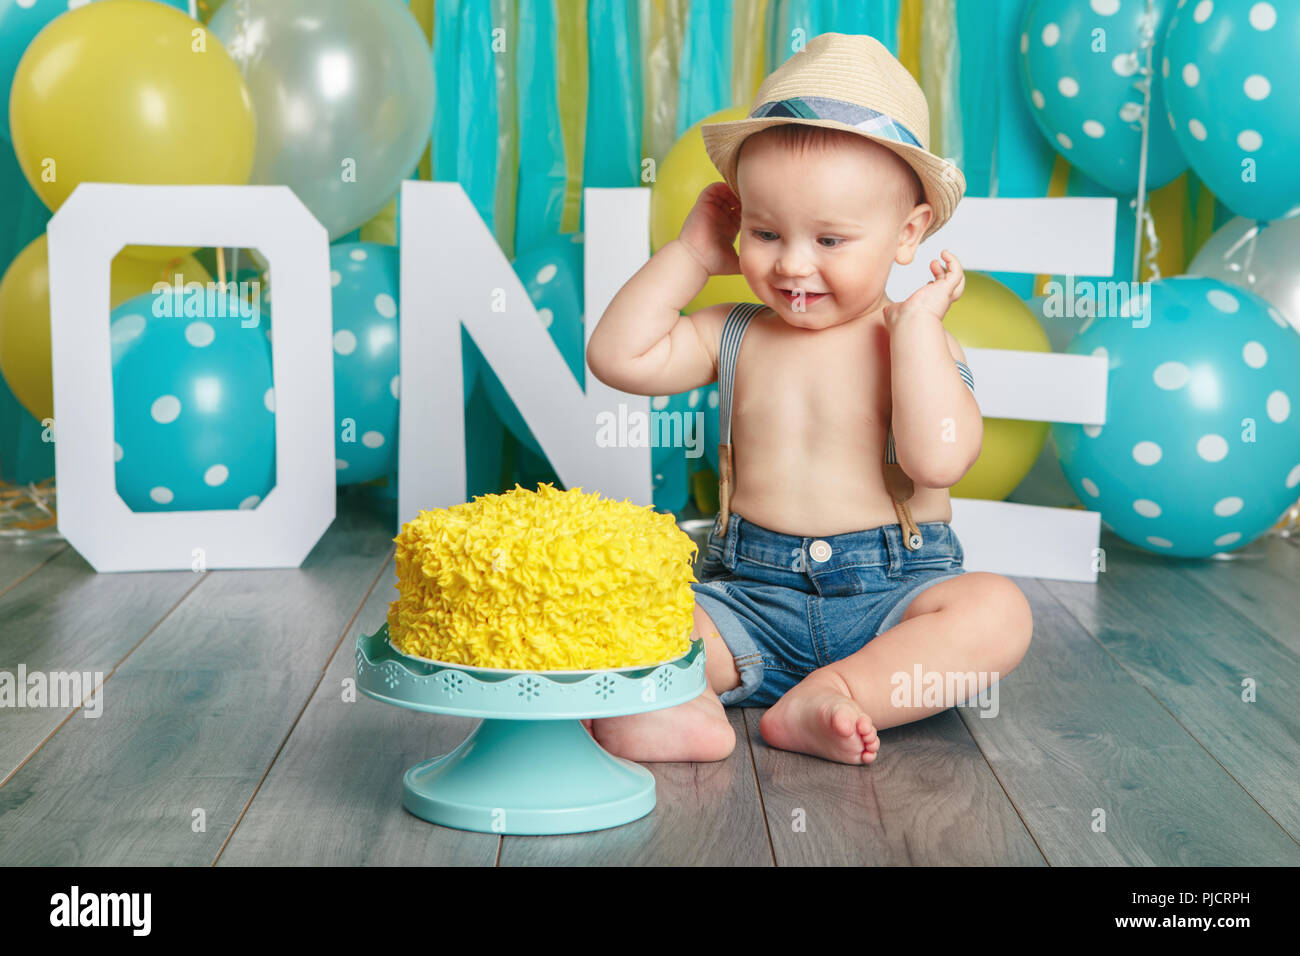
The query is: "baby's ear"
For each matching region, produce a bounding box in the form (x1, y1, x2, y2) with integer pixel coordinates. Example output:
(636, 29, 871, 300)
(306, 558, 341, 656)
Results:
(894, 203, 933, 265)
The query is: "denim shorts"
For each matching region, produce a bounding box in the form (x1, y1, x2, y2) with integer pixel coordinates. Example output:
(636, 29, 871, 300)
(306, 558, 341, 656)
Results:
(691, 512, 968, 707)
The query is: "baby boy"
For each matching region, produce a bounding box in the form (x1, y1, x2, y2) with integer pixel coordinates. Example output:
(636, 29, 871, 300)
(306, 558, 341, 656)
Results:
(584, 33, 1032, 765)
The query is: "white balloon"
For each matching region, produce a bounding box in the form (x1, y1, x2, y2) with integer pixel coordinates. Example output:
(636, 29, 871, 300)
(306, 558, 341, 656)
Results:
(209, 0, 434, 240)
(1187, 213, 1300, 333)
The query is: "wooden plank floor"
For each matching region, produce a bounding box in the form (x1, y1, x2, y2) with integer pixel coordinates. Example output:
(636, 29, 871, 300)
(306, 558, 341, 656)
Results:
(2, 491, 1298, 865)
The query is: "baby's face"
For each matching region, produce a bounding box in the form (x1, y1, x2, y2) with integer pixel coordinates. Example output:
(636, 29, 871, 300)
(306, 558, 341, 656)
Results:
(735, 135, 931, 330)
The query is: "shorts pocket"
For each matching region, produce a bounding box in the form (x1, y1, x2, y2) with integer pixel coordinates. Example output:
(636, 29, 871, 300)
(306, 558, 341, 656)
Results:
(902, 528, 961, 571)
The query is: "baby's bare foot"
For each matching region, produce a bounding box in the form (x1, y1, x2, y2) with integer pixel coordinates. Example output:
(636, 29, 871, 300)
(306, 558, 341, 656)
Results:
(759, 688, 880, 765)
(591, 690, 735, 762)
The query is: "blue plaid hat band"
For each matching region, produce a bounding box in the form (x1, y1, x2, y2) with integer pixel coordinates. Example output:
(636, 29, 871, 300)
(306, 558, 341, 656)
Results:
(750, 96, 923, 150)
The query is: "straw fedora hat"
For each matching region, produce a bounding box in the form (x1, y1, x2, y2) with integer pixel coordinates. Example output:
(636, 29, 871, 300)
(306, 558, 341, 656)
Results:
(701, 32, 965, 243)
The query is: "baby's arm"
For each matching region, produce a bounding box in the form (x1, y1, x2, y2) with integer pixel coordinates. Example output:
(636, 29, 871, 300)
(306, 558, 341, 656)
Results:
(886, 251, 982, 488)
(587, 183, 743, 396)
(585, 239, 718, 395)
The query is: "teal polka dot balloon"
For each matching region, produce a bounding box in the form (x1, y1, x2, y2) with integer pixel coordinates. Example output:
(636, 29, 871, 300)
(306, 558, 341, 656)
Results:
(330, 241, 400, 485)
(1020, 0, 1187, 194)
(111, 288, 276, 511)
(1162, 0, 1300, 222)
(1051, 277, 1300, 557)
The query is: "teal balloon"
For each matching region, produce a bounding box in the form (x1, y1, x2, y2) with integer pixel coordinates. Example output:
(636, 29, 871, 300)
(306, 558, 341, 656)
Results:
(1020, 0, 1186, 195)
(650, 385, 718, 511)
(652, 455, 688, 513)
(1051, 277, 1300, 557)
(1163, 0, 1300, 222)
(111, 289, 276, 511)
(648, 392, 687, 513)
(330, 242, 399, 484)
(208, 0, 434, 240)
(481, 233, 585, 456)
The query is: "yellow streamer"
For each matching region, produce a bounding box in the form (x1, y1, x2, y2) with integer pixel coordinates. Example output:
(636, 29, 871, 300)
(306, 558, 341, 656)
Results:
(1144, 172, 1188, 280)
(641, 0, 689, 171)
(412, 0, 435, 181)
(1189, 177, 1220, 264)
(898, 0, 923, 84)
(919, 0, 957, 163)
(557, 5, 588, 234)
(732, 0, 768, 105)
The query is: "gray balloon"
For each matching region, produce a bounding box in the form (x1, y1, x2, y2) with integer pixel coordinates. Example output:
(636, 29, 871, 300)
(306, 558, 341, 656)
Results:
(209, 0, 434, 240)
(1188, 214, 1300, 333)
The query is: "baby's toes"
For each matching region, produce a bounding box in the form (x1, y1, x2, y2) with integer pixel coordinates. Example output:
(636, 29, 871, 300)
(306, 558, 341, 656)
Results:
(829, 705, 859, 738)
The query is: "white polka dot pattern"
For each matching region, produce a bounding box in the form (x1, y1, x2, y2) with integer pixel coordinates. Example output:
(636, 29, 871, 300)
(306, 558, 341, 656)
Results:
(1052, 277, 1300, 557)
(1020, 0, 1191, 195)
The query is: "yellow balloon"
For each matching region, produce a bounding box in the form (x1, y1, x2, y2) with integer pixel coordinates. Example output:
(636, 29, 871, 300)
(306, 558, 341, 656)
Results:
(360, 195, 400, 246)
(0, 233, 212, 423)
(109, 252, 214, 306)
(650, 106, 760, 313)
(944, 273, 1053, 501)
(8, 0, 256, 262)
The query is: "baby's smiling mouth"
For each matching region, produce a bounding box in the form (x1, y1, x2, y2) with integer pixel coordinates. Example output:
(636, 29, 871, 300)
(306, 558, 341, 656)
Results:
(776, 287, 827, 304)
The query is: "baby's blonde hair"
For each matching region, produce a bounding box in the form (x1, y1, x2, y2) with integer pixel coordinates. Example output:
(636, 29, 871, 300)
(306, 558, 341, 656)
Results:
(738, 124, 924, 221)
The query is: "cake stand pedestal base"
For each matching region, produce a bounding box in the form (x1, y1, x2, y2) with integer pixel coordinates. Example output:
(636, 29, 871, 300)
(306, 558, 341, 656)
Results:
(355, 625, 706, 835)
(403, 718, 654, 834)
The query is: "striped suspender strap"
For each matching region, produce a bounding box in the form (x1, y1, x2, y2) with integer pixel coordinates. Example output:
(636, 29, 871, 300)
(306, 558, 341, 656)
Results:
(956, 358, 975, 392)
(714, 303, 763, 536)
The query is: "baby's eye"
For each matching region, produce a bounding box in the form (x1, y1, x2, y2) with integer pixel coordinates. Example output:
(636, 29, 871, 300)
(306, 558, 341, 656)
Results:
(750, 230, 841, 247)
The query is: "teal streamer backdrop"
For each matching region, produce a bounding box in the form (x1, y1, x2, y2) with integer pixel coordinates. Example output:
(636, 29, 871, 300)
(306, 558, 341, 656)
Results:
(0, 0, 1240, 507)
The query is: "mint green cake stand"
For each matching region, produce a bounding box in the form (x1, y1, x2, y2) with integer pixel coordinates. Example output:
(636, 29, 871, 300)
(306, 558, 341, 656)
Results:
(355, 625, 706, 835)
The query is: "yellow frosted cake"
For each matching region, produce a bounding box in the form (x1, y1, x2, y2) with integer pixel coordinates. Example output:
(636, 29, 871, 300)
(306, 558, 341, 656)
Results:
(387, 483, 698, 670)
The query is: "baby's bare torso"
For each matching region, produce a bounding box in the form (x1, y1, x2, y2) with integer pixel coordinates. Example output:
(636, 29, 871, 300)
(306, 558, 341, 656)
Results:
(725, 307, 952, 537)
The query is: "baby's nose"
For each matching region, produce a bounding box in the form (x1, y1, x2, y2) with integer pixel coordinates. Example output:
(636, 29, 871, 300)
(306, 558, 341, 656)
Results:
(777, 258, 814, 276)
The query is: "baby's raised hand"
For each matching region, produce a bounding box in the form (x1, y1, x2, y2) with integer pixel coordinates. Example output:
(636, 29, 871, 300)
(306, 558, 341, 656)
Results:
(677, 182, 743, 277)
(883, 250, 965, 329)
